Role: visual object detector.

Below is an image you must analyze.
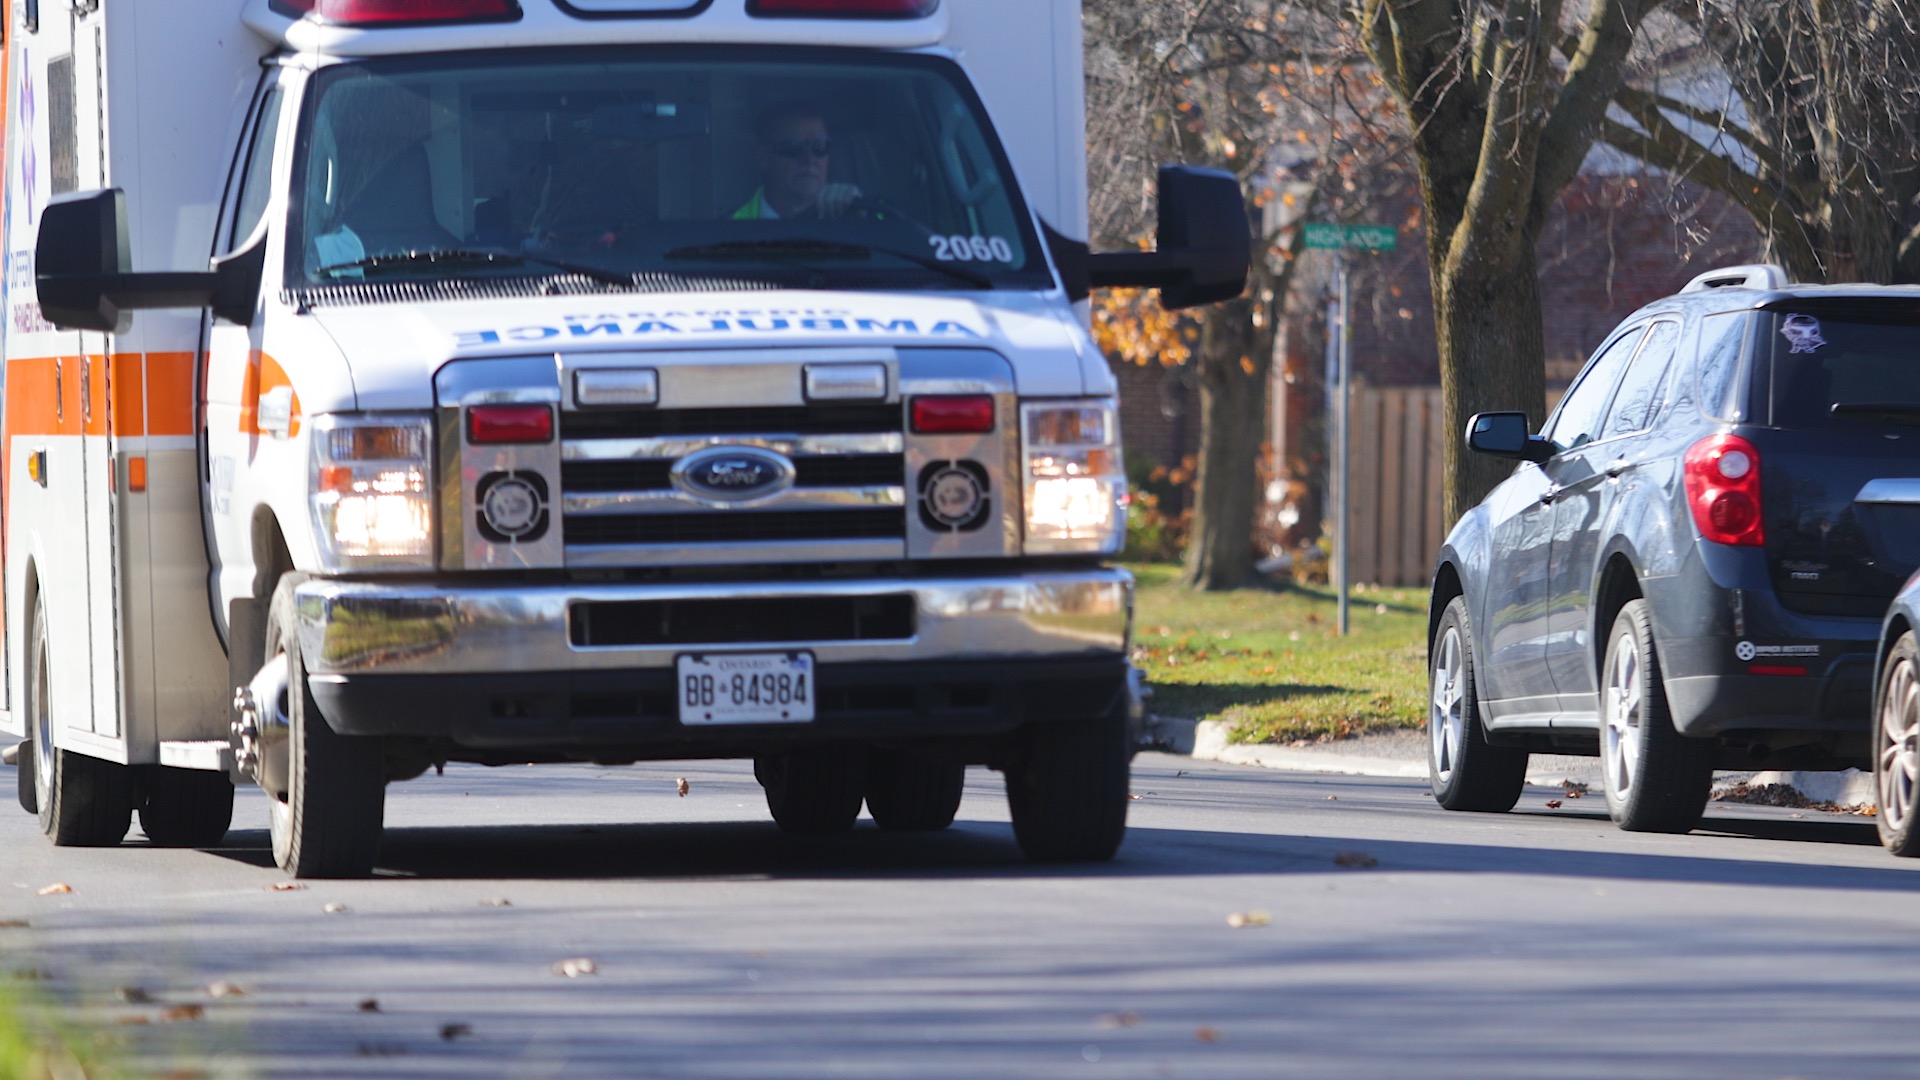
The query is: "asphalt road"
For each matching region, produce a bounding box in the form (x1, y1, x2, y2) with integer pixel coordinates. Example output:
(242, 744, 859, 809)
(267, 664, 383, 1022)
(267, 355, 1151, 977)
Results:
(3, 753, 1920, 1079)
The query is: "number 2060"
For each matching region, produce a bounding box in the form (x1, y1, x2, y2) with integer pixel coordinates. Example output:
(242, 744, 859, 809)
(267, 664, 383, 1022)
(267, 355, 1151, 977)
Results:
(930, 235, 1014, 263)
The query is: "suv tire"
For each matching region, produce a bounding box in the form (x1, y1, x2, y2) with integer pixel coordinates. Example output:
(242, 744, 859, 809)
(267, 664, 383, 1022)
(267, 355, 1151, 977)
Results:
(1600, 598, 1713, 832)
(1428, 597, 1527, 812)
(1875, 632, 1920, 856)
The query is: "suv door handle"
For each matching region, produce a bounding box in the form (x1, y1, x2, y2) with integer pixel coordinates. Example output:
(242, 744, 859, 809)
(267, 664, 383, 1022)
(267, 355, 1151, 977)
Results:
(1606, 458, 1630, 478)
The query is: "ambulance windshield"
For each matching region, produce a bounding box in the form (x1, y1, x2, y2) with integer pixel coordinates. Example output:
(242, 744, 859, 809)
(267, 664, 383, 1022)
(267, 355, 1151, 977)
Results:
(288, 49, 1050, 296)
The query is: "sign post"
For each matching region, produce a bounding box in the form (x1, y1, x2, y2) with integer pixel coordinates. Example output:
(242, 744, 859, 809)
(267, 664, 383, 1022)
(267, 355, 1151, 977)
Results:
(1302, 222, 1397, 636)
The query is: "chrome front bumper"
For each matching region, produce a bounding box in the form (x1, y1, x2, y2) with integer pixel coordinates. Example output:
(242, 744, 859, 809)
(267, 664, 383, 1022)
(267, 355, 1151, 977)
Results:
(293, 568, 1132, 677)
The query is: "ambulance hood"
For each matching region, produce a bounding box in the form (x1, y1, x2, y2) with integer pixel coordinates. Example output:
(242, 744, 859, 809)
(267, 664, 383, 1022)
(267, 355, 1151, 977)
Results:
(306, 290, 1108, 412)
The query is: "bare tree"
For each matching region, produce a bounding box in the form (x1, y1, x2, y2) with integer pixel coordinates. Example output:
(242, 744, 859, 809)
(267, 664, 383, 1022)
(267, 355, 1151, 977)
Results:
(1354, 0, 1666, 524)
(1086, 2, 1405, 588)
(1601, 1, 1920, 284)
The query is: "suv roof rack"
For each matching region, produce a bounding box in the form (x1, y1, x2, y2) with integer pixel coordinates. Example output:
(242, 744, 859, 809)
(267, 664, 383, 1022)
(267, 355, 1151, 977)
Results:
(1680, 263, 1789, 293)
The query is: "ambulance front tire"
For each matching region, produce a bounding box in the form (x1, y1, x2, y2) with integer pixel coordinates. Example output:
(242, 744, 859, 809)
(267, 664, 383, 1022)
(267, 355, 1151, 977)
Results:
(137, 767, 234, 848)
(28, 597, 133, 846)
(263, 575, 386, 879)
(1003, 704, 1130, 863)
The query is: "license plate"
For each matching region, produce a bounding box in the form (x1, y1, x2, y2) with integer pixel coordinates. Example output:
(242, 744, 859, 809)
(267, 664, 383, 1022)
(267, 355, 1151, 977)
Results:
(676, 652, 816, 725)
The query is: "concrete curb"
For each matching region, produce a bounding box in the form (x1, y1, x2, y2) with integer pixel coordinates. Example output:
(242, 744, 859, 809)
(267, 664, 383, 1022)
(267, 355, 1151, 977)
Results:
(1150, 715, 1876, 809)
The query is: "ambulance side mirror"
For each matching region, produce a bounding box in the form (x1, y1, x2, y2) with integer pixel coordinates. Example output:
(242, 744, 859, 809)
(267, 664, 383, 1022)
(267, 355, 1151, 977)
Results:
(37, 188, 263, 332)
(1081, 165, 1251, 311)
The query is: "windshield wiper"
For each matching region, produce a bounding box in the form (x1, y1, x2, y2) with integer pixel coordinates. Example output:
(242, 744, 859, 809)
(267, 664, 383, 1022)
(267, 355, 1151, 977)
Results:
(316, 247, 635, 286)
(663, 238, 995, 289)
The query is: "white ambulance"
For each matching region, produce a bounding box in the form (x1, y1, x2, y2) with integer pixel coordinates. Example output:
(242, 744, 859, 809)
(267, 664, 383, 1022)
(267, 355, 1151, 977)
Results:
(1, 0, 1246, 876)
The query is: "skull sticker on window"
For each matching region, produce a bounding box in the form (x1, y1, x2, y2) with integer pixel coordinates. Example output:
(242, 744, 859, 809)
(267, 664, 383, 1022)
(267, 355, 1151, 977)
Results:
(1781, 314, 1827, 354)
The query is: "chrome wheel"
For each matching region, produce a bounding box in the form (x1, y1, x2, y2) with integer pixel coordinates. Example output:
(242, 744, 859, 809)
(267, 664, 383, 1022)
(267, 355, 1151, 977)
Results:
(1602, 629, 1642, 802)
(1430, 624, 1466, 783)
(1879, 655, 1920, 836)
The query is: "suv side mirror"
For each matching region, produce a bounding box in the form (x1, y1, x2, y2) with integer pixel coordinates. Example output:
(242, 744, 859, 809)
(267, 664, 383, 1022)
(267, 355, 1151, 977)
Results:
(1467, 411, 1552, 462)
(1082, 165, 1251, 311)
(37, 188, 263, 332)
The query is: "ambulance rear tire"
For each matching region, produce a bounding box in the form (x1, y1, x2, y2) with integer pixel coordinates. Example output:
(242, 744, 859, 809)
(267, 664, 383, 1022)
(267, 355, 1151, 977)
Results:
(16, 739, 35, 815)
(137, 766, 235, 848)
(756, 747, 867, 834)
(264, 575, 386, 879)
(864, 751, 965, 831)
(29, 598, 133, 847)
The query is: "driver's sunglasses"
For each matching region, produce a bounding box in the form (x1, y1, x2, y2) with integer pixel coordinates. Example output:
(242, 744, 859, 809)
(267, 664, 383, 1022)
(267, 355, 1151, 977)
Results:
(772, 137, 832, 160)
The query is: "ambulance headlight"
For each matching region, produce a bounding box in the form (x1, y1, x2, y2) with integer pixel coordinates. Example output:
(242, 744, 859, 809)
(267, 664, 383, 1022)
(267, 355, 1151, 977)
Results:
(310, 414, 435, 570)
(1022, 399, 1125, 555)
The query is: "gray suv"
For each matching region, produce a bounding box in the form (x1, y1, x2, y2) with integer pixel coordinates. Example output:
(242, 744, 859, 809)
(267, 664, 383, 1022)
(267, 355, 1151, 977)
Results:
(1429, 264, 1920, 832)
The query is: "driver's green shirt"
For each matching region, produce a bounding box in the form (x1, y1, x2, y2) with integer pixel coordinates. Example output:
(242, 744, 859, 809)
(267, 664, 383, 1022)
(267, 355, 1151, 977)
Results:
(732, 188, 777, 220)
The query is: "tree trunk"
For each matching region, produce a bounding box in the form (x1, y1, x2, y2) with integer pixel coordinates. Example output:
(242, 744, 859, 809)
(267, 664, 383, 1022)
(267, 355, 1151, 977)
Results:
(1182, 295, 1269, 590)
(1435, 245, 1549, 527)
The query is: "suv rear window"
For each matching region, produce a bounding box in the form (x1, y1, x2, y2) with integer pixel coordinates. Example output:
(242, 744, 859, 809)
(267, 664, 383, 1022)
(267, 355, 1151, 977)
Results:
(1767, 309, 1920, 429)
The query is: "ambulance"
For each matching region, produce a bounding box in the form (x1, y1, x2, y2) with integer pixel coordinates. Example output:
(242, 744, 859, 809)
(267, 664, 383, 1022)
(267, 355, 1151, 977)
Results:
(0, 0, 1246, 877)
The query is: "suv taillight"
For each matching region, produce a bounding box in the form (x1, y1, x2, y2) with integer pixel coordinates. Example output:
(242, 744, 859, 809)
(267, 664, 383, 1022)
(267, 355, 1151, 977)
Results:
(1684, 434, 1764, 547)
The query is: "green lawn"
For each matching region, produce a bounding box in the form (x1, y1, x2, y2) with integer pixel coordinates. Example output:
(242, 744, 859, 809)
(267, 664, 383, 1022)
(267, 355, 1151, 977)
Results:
(0, 985, 127, 1080)
(1129, 563, 1430, 744)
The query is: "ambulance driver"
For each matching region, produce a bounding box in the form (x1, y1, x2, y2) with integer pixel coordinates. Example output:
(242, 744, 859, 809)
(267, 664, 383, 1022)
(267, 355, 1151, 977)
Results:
(733, 104, 865, 220)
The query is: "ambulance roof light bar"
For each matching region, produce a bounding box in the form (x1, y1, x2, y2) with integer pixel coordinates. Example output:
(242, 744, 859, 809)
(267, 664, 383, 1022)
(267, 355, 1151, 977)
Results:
(269, 0, 522, 26)
(747, 0, 939, 17)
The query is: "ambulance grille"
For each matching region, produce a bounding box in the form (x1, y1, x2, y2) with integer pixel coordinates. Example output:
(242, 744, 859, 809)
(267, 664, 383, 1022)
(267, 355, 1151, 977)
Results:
(559, 404, 908, 567)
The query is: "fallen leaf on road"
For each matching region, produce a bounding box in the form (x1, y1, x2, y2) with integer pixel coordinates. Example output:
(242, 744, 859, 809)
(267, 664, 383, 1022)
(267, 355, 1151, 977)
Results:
(552, 958, 598, 978)
(1333, 851, 1378, 869)
(36, 883, 72, 896)
(0, 920, 27, 929)
(1325, 795, 1338, 801)
(160, 1005, 205, 1023)
(1544, 800, 1563, 809)
(1225, 911, 1271, 929)
(117, 987, 153, 1004)
(440, 1022, 473, 1042)
(11, 969, 50, 982)
(358, 999, 381, 1013)
(1127, 793, 1143, 801)
(323, 902, 350, 915)
(116, 1015, 151, 1026)
(1563, 789, 1584, 799)
(676, 777, 690, 797)
(1097, 1011, 1141, 1029)
(480, 898, 511, 907)
(1195, 1027, 1221, 1043)
(268, 882, 306, 892)
(208, 981, 246, 999)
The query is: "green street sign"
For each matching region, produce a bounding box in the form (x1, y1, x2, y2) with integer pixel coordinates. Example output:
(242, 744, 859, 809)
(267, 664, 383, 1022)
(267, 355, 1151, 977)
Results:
(1302, 222, 1398, 252)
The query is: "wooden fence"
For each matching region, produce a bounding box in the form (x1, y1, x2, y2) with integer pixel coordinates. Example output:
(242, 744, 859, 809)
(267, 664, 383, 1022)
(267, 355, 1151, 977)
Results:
(1346, 386, 1446, 588)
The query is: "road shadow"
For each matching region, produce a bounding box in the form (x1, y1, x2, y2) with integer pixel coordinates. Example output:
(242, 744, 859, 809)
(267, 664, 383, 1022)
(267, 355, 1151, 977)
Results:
(1148, 681, 1349, 713)
(201, 814, 1920, 892)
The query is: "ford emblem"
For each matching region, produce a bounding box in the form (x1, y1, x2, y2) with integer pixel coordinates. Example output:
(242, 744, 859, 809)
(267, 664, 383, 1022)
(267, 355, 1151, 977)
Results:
(671, 445, 796, 503)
